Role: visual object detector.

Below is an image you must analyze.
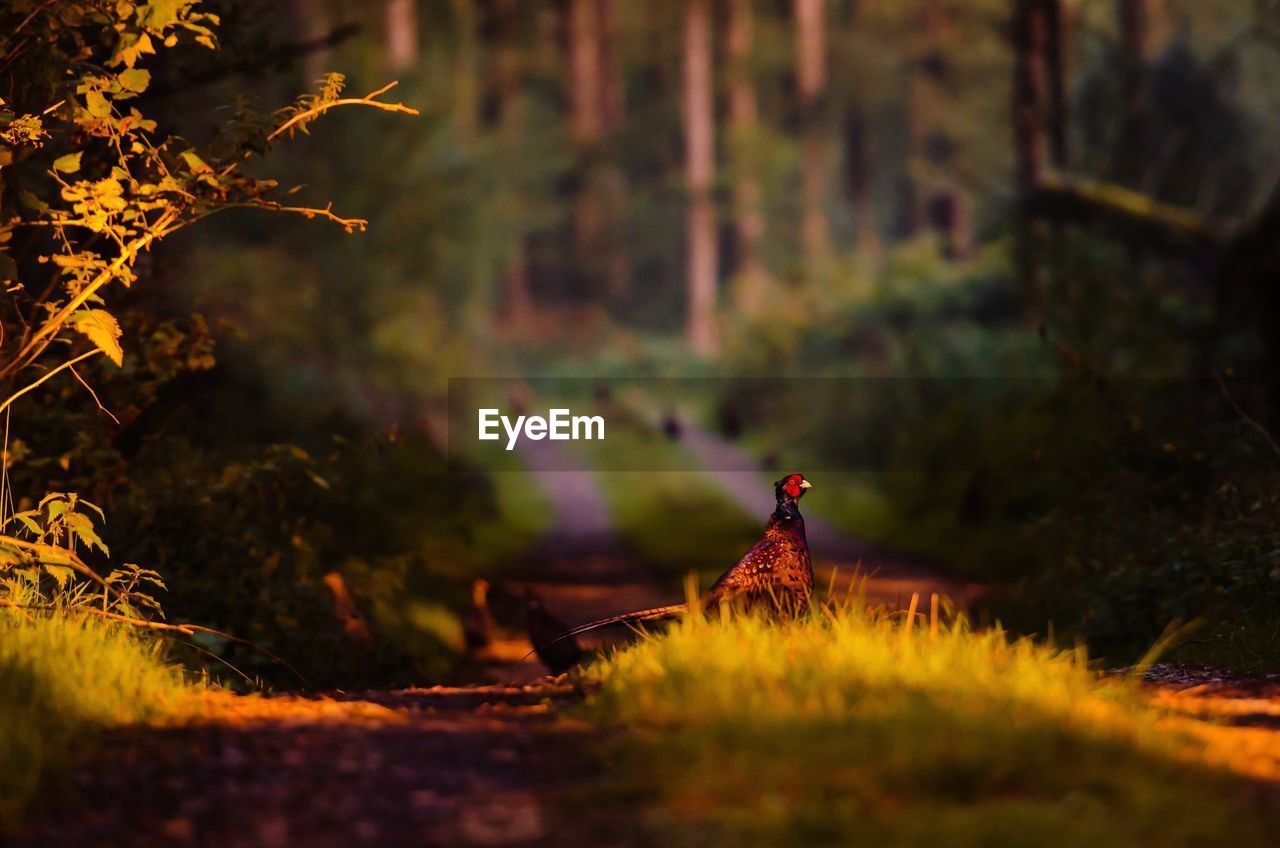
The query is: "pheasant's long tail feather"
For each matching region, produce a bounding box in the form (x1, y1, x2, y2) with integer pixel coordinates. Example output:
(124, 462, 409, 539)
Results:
(556, 603, 689, 644)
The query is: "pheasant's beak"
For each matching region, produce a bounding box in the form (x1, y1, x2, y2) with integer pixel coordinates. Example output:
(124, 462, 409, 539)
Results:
(799, 480, 813, 490)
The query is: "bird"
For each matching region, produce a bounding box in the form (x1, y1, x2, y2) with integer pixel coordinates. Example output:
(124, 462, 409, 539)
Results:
(461, 579, 495, 651)
(525, 589, 586, 675)
(553, 473, 815, 644)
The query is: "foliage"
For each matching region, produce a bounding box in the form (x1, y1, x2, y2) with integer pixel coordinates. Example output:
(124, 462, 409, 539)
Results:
(0, 1, 413, 637)
(582, 595, 1278, 847)
(0, 614, 194, 823)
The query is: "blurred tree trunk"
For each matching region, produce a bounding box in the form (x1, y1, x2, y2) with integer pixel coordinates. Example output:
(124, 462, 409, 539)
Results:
(385, 0, 419, 72)
(1013, 0, 1048, 309)
(726, 0, 769, 313)
(493, 0, 534, 331)
(795, 0, 830, 267)
(597, 0, 630, 302)
(599, 0, 625, 134)
(683, 0, 718, 354)
(290, 0, 328, 82)
(452, 0, 479, 138)
(1044, 0, 1068, 170)
(568, 0, 604, 144)
(844, 107, 880, 258)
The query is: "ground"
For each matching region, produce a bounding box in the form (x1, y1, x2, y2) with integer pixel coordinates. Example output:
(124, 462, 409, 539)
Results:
(10, 433, 1280, 846)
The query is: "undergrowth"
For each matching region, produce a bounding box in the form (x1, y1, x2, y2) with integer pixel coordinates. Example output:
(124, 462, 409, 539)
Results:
(582, 592, 1278, 847)
(0, 616, 195, 823)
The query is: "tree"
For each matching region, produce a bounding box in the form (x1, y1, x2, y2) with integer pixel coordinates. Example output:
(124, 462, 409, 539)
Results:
(726, 0, 770, 312)
(0, 0, 416, 620)
(795, 0, 830, 266)
(683, 0, 718, 354)
(385, 0, 419, 71)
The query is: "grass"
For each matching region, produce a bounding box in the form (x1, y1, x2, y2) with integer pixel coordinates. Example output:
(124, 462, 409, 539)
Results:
(0, 615, 196, 823)
(581, 593, 1278, 847)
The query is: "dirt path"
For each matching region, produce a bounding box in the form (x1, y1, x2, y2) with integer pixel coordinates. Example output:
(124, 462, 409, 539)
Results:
(19, 685, 645, 848)
(14, 427, 1278, 846)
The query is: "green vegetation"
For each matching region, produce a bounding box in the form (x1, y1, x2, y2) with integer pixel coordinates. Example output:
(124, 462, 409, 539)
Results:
(0, 616, 193, 823)
(583, 598, 1277, 847)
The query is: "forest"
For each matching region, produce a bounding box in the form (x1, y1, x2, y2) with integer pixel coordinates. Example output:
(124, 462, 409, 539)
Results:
(2, 1, 1280, 845)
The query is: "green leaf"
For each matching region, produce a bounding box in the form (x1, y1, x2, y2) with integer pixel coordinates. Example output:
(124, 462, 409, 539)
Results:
(118, 68, 151, 93)
(70, 309, 124, 366)
(53, 152, 82, 174)
(0, 251, 15, 283)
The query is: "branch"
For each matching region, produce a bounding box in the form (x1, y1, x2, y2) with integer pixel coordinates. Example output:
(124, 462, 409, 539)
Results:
(70, 364, 121, 425)
(0, 350, 101, 417)
(0, 598, 36, 623)
(1022, 172, 1227, 261)
(266, 81, 419, 142)
(1213, 370, 1280, 461)
(1, 210, 177, 381)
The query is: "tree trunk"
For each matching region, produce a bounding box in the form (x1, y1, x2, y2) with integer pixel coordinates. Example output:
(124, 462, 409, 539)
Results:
(726, 0, 769, 313)
(568, 0, 604, 144)
(385, 0, 418, 72)
(1013, 0, 1048, 307)
(844, 107, 879, 258)
(290, 0, 329, 83)
(795, 0, 829, 266)
(1044, 0, 1068, 170)
(684, 0, 718, 355)
(599, 0, 625, 133)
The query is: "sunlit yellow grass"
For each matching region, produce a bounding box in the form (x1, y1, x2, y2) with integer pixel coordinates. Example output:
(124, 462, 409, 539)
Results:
(582, 592, 1279, 847)
(0, 616, 197, 822)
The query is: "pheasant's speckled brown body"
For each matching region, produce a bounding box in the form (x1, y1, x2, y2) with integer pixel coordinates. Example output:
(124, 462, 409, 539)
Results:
(704, 510, 812, 614)
(555, 474, 816, 646)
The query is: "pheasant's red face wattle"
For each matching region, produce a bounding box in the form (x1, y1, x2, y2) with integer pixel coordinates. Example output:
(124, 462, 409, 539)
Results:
(783, 473, 810, 498)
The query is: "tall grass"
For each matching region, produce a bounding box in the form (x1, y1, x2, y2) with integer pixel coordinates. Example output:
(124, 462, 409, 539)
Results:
(582, 594, 1277, 847)
(0, 615, 195, 822)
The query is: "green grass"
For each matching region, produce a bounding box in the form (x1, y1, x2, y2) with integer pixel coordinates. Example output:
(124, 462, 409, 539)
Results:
(0, 615, 195, 822)
(581, 597, 1277, 847)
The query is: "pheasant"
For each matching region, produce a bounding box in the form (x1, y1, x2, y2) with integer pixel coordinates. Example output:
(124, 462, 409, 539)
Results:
(525, 590, 586, 675)
(555, 473, 815, 645)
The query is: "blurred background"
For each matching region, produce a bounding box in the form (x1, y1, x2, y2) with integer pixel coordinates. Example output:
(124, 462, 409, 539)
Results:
(20, 0, 1280, 686)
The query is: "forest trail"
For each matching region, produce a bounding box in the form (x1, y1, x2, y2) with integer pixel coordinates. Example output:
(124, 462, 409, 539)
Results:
(20, 684, 637, 848)
(15, 443, 1280, 846)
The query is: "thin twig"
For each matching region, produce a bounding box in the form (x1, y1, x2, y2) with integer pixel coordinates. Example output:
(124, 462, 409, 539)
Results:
(1213, 370, 1280, 460)
(266, 81, 419, 143)
(0, 598, 36, 623)
(69, 364, 121, 425)
(0, 350, 102, 417)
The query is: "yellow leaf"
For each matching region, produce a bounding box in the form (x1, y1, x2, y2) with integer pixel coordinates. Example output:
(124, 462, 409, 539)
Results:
(70, 309, 124, 366)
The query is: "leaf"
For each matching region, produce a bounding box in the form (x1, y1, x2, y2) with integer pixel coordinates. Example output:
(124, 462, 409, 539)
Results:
(86, 90, 111, 118)
(0, 251, 15, 283)
(179, 150, 211, 174)
(118, 68, 151, 94)
(13, 512, 42, 535)
(53, 151, 82, 174)
(70, 309, 124, 366)
(42, 564, 73, 590)
(64, 513, 109, 556)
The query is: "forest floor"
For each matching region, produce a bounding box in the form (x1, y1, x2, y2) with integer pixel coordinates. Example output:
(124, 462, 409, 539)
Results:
(13, 433, 1280, 846)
